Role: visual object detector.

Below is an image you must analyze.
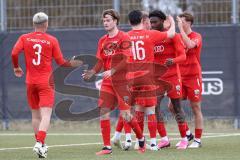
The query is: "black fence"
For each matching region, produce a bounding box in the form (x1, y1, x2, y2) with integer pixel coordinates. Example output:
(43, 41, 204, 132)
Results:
(0, 26, 240, 124)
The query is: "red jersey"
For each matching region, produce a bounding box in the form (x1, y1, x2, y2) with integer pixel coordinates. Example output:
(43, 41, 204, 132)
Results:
(154, 33, 186, 78)
(11, 32, 66, 84)
(95, 30, 132, 83)
(127, 29, 168, 63)
(179, 31, 202, 78)
(127, 29, 168, 89)
(127, 29, 168, 102)
(96, 30, 131, 71)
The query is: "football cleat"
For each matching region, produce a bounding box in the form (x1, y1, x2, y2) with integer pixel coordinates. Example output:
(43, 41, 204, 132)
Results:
(96, 147, 112, 155)
(188, 140, 202, 148)
(147, 144, 159, 151)
(176, 140, 188, 150)
(176, 133, 194, 147)
(138, 137, 146, 154)
(157, 139, 170, 149)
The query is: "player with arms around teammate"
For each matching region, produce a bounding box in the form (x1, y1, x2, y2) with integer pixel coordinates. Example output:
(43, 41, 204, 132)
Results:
(127, 10, 175, 150)
(82, 9, 145, 155)
(11, 12, 82, 158)
(175, 12, 203, 148)
(149, 10, 190, 150)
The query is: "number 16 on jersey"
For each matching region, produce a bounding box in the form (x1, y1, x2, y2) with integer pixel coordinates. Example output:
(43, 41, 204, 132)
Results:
(131, 41, 145, 61)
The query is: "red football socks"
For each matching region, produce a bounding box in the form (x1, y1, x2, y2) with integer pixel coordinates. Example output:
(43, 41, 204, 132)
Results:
(157, 121, 167, 137)
(100, 120, 111, 146)
(178, 122, 187, 138)
(185, 122, 190, 131)
(115, 116, 124, 132)
(124, 122, 132, 134)
(36, 131, 46, 144)
(128, 117, 143, 139)
(195, 128, 203, 139)
(135, 111, 145, 132)
(147, 114, 157, 138)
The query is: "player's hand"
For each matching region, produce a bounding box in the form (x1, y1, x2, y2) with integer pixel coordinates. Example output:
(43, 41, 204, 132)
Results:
(13, 67, 24, 77)
(69, 59, 83, 67)
(102, 69, 115, 79)
(82, 69, 95, 79)
(176, 16, 183, 30)
(164, 58, 174, 66)
(167, 16, 175, 26)
(163, 18, 171, 30)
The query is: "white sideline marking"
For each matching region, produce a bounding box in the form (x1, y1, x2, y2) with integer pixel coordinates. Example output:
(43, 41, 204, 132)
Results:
(0, 132, 227, 136)
(0, 133, 240, 151)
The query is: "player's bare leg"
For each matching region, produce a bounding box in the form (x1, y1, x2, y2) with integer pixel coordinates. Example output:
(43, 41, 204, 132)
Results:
(156, 96, 170, 149)
(96, 107, 112, 155)
(188, 101, 203, 148)
(33, 107, 52, 158)
(38, 108, 52, 132)
(31, 109, 41, 139)
(168, 101, 194, 147)
(32, 109, 47, 158)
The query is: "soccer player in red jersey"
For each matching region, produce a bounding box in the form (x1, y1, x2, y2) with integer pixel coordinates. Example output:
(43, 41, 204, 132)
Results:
(149, 10, 190, 150)
(127, 10, 175, 150)
(11, 12, 82, 158)
(111, 11, 151, 151)
(175, 12, 203, 148)
(82, 9, 145, 155)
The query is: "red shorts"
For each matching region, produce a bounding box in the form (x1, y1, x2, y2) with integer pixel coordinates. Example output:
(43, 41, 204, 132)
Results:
(98, 82, 131, 110)
(135, 97, 157, 107)
(132, 85, 157, 107)
(163, 76, 182, 99)
(182, 77, 202, 102)
(26, 83, 54, 110)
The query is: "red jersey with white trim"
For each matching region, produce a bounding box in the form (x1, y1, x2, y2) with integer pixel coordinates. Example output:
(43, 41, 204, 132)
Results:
(11, 32, 66, 84)
(179, 31, 202, 78)
(154, 33, 186, 78)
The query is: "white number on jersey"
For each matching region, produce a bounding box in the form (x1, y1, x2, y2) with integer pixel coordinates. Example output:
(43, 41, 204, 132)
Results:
(132, 40, 145, 60)
(32, 44, 42, 65)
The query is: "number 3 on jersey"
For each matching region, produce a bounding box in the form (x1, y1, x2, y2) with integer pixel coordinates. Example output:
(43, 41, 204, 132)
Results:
(32, 44, 42, 65)
(132, 40, 145, 61)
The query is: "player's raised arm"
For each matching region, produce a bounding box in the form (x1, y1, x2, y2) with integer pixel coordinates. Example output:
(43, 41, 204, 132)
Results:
(150, 16, 175, 43)
(11, 36, 24, 77)
(52, 38, 82, 67)
(177, 13, 200, 49)
(172, 34, 186, 64)
(166, 16, 176, 38)
(164, 34, 186, 66)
